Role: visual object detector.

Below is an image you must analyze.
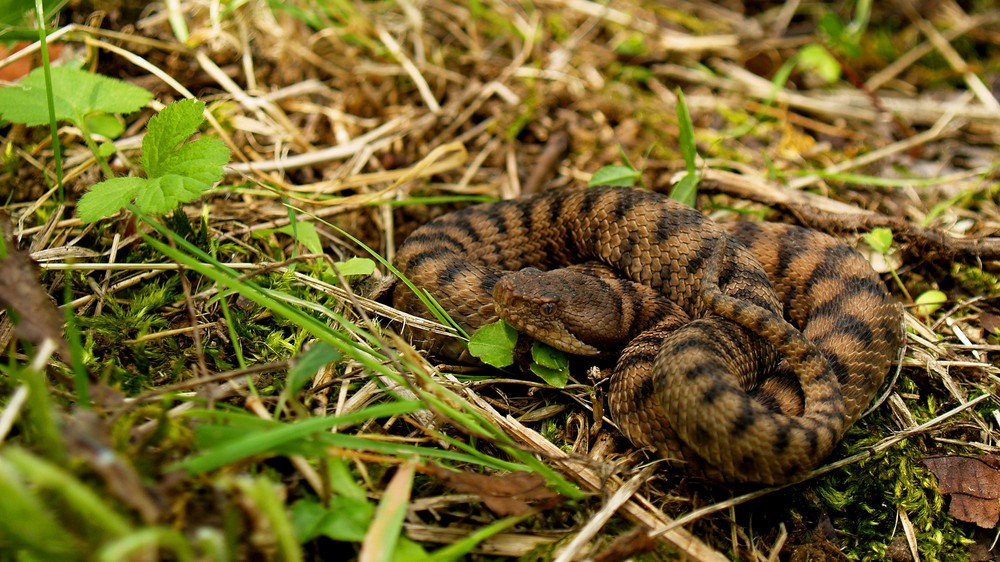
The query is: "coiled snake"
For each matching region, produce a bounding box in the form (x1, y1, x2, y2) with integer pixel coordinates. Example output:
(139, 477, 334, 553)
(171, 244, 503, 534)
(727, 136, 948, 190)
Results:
(393, 187, 902, 484)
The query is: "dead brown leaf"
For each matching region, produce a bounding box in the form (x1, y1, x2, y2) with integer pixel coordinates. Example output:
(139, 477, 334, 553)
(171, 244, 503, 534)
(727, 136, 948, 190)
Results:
(424, 465, 564, 516)
(922, 455, 1000, 528)
(0, 214, 69, 361)
(980, 312, 1000, 336)
(593, 526, 658, 562)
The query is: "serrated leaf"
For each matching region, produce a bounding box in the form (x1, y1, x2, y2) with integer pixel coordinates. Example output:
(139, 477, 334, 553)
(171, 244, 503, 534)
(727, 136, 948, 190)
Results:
(588, 165, 640, 187)
(77, 177, 146, 223)
(76, 100, 230, 222)
(0, 66, 151, 126)
(145, 125, 229, 190)
(134, 175, 208, 215)
(467, 321, 517, 368)
(143, 99, 214, 176)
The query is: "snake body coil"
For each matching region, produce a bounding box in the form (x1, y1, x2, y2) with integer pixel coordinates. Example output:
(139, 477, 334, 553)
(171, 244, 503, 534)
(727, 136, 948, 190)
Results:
(393, 187, 902, 484)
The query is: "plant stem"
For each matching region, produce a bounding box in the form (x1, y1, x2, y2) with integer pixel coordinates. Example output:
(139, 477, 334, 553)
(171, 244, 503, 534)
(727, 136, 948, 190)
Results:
(76, 117, 116, 180)
(34, 0, 65, 201)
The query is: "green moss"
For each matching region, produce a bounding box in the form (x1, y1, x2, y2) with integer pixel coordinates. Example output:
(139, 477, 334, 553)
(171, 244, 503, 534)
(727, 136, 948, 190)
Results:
(817, 389, 974, 561)
(951, 263, 1000, 297)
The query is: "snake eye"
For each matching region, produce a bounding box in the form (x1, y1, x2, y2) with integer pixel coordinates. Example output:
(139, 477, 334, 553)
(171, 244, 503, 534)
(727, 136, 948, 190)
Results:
(541, 302, 556, 315)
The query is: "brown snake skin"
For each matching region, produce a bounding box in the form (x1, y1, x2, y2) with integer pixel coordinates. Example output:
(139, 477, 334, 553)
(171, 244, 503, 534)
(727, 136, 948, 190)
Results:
(393, 186, 902, 484)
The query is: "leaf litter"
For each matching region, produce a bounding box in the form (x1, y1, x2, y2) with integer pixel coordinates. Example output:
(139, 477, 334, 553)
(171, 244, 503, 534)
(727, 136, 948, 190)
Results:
(0, 1, 999, 560)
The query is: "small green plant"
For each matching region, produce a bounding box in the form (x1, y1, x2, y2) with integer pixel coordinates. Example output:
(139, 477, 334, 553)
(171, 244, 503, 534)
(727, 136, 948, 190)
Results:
(467, 320, 570, 388)
(670, 87, 699, 206)
(770, 4, 869, 94)
(863, 227, 916, 303)
(0, 66, 153, 179)
(76, 99, 230, 223)
(588, 163, 641, 188)
(588, 88, 700, 206)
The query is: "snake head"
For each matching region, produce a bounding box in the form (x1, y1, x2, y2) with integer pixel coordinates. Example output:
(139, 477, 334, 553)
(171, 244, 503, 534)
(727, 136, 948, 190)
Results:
(492, 266, 636, 356)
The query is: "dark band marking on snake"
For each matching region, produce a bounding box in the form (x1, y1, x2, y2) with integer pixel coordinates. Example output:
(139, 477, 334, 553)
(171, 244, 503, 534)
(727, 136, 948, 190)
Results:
(392, 186, 902, 484)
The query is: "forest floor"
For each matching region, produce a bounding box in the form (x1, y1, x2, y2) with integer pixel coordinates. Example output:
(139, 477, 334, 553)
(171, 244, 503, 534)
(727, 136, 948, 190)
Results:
(1, 1, 1000, 560)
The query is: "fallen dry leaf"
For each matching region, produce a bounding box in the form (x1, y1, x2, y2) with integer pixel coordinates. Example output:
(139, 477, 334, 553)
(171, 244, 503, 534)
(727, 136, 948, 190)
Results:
(922, 455, 1000, 528)
(0, 215, 69, 361)
(593, 526, 658, 562)
(980, 312, 1000, 336)
(425, 465, 564, 516)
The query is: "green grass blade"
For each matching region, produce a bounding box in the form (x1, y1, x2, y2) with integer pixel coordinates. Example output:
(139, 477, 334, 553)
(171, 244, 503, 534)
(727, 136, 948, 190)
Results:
(171, 400, 424, 474)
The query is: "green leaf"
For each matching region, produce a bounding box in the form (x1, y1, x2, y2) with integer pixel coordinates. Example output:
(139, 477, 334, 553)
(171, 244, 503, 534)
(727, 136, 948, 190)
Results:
(797, 44, 842, 84)
(915, 290, 947, 317)
(291, 496, 374, 542)
(143, 99, 226, 178)
(392, 537, 429, 562)
(334, 257, 377, 277)
(0, 66, 151, 126)
(77, 99, 231, 222)
(863, 227, 894, 255)
(675, 88, 697, 175)
(669, 174, 699, 207)
(588, 165, 640, 187)
(0, 0, 62, 26)
(287, 343, 341, 397)
(467, 320, 517, 368)
(86, 113, 125, 139)
(76, 177, 146, 223)
(614, 33, 648, 56)
(531, 342, 567, 370)
(818, 12, 861, 58)
(272, 222, 323, 254)
(328, 457, 367, 502)
(0, 0, 33, 26)
(97, 142, 117, 158)
(529, 343, 569, 388)
(133, 174, 208, 215)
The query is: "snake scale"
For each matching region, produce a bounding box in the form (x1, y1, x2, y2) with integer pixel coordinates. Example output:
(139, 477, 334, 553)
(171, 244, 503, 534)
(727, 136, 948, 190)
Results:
(392, 186, 902, 484)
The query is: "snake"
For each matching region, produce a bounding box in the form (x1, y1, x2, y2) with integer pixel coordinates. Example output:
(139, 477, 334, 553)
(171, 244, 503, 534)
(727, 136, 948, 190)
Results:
(392, 186, 902, 484)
